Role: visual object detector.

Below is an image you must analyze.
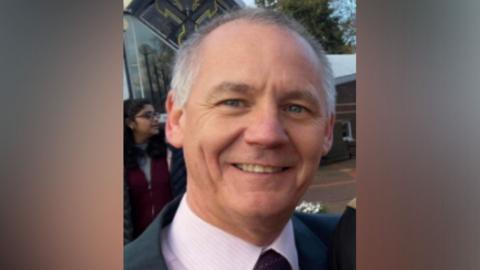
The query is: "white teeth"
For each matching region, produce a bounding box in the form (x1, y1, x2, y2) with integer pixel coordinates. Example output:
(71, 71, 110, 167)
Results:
(235, 164, 283, 173)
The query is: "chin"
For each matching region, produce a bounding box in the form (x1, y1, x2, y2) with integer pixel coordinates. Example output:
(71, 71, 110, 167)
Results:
(238, 194, 295, 219)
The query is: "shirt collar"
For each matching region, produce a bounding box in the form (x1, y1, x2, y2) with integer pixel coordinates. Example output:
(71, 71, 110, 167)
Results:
(264, 220, 299, 270)
(164, 195, 299, 270)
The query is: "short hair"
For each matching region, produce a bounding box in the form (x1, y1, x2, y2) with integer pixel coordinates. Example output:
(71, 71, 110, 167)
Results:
(170, 8, 336, 116)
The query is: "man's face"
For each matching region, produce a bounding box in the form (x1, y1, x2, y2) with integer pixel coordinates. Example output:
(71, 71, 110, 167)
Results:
(167, 21, 334, 226)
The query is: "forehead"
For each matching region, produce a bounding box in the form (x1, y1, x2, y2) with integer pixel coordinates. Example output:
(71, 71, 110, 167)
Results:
(198, 19, 319, 66)
(190, 20, 324, 100)
(138, 104, 154, 112)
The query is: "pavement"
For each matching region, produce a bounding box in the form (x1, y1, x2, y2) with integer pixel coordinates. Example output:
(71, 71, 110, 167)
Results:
(301, 158, 356, 214)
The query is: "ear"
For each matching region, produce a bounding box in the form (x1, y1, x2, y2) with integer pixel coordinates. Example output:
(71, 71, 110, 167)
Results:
(165, 91, 185, 148)
(322, 114, 336, 154)
(126, 119, 135, 130)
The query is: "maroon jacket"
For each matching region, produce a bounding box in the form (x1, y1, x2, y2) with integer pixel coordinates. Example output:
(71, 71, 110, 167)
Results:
(126, 157, 173, 238)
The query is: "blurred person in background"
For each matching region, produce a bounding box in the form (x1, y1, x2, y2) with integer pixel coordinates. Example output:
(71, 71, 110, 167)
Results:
(124, 99, 186, 244)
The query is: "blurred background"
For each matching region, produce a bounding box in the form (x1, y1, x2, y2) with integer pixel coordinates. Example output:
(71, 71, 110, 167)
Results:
(2, 0, 480, 269)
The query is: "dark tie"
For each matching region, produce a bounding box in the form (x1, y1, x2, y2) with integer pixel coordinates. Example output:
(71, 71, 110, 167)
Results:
(253, 249, 292, 270)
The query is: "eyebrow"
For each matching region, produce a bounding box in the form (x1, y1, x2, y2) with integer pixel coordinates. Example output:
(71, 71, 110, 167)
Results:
(280, 88, 322, 105)
(206, 82, 255, 101)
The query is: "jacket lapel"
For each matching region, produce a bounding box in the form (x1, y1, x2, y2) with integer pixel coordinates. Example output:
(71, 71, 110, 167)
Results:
(124, 195, 182, 270)
(293, 215, 329, 270)
(127, 198, 333, 270)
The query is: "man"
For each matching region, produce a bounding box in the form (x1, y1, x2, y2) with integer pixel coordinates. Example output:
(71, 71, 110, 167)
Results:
(125, 8, 339, 270)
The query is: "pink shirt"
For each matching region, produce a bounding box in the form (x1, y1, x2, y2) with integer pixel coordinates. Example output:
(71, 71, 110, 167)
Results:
(161, 195, 299, 270)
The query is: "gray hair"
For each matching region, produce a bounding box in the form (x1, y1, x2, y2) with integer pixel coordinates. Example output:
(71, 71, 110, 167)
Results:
(170, 8, 336, 116)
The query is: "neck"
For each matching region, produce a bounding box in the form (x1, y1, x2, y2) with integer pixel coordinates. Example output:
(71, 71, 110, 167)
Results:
(134, 134, 149, 144)
(186, 190, 291, 246)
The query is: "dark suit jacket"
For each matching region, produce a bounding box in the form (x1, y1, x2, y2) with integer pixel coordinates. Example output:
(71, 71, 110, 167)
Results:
(125, 196, 340, 270)
(329, 202, 356, 270)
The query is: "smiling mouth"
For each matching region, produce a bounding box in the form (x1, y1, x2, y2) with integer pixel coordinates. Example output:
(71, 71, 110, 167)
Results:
(234, 163, 287, 174)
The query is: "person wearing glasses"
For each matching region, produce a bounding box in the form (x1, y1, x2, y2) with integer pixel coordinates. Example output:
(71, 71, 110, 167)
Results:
(123, 99, 186, 244)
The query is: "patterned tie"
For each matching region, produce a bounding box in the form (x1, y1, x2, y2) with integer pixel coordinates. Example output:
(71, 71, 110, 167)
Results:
(253, 249, 292, 270)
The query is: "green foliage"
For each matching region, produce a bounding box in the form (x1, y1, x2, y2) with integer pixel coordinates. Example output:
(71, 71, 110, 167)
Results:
(255, 0, 353, 53)
(330, 0, 356, 48)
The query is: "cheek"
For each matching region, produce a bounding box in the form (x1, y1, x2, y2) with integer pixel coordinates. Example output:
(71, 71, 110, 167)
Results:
(202, 129, 243, 175)
(292, 127, 325, 180)
(183, 116, 242, 178)
(293, 125, 325, 159)
(138, 122, 150, 131)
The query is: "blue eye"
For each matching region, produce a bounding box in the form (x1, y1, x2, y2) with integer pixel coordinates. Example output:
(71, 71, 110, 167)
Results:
(285, 104, 306, 113)
(222, 99, 243, 107)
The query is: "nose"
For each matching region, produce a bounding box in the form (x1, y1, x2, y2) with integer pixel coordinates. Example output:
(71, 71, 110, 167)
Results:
(244, 108, 289, 148)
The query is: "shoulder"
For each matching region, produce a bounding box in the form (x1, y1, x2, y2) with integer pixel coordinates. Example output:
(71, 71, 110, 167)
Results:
(124, 196, 182, 270)
(293, 212, 341, 245)
(124, 215, 164, 270)
(292, 212, 341, 269)
(329, 202, 356, 270)
(334, 199, 356, 240)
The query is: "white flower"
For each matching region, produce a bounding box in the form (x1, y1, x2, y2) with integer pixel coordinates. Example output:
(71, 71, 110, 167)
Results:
(295, 201, 326, 214)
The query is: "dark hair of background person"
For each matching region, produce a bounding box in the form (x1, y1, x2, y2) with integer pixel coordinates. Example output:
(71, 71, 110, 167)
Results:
(123, 99, 166, 170)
